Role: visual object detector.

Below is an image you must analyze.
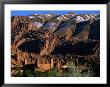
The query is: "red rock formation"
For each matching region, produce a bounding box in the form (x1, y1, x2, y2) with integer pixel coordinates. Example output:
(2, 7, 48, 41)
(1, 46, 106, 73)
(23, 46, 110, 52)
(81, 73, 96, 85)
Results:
(11, 14, 100, 75)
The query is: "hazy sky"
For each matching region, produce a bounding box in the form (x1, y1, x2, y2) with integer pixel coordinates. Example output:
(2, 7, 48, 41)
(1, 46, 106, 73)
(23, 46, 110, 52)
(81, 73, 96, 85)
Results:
(11, 10, 100, 16)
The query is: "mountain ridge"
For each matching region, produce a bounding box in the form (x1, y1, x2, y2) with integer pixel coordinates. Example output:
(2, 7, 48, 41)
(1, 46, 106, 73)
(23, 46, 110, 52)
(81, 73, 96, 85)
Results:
(11, 13, 100, 76)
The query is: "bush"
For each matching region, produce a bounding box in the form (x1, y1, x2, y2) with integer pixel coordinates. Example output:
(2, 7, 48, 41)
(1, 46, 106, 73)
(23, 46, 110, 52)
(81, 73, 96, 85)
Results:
(23, 70, 34, 77)
(46, 68, 61, 77)
(22, 68, 61, 77)
(63, 64, 94, 77)
(14, 70, 23, 77)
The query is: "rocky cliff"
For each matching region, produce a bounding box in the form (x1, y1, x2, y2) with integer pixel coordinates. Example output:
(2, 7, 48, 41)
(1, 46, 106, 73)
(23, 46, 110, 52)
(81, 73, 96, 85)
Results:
(11, 13, 100, 76)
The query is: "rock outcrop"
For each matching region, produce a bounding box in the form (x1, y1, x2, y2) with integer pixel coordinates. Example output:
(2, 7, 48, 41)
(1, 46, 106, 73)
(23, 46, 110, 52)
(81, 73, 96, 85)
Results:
(11, 13, 100, 75)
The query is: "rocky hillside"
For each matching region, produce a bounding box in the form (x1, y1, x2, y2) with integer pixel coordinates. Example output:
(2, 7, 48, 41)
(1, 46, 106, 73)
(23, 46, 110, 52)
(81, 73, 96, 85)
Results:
(11, 13, 100, 77)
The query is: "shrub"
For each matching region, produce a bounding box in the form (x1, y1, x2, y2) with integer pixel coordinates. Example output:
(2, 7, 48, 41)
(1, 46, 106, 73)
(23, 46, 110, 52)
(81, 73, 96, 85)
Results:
(14, 70, 23, 77)
(63, 63, 94, 77)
